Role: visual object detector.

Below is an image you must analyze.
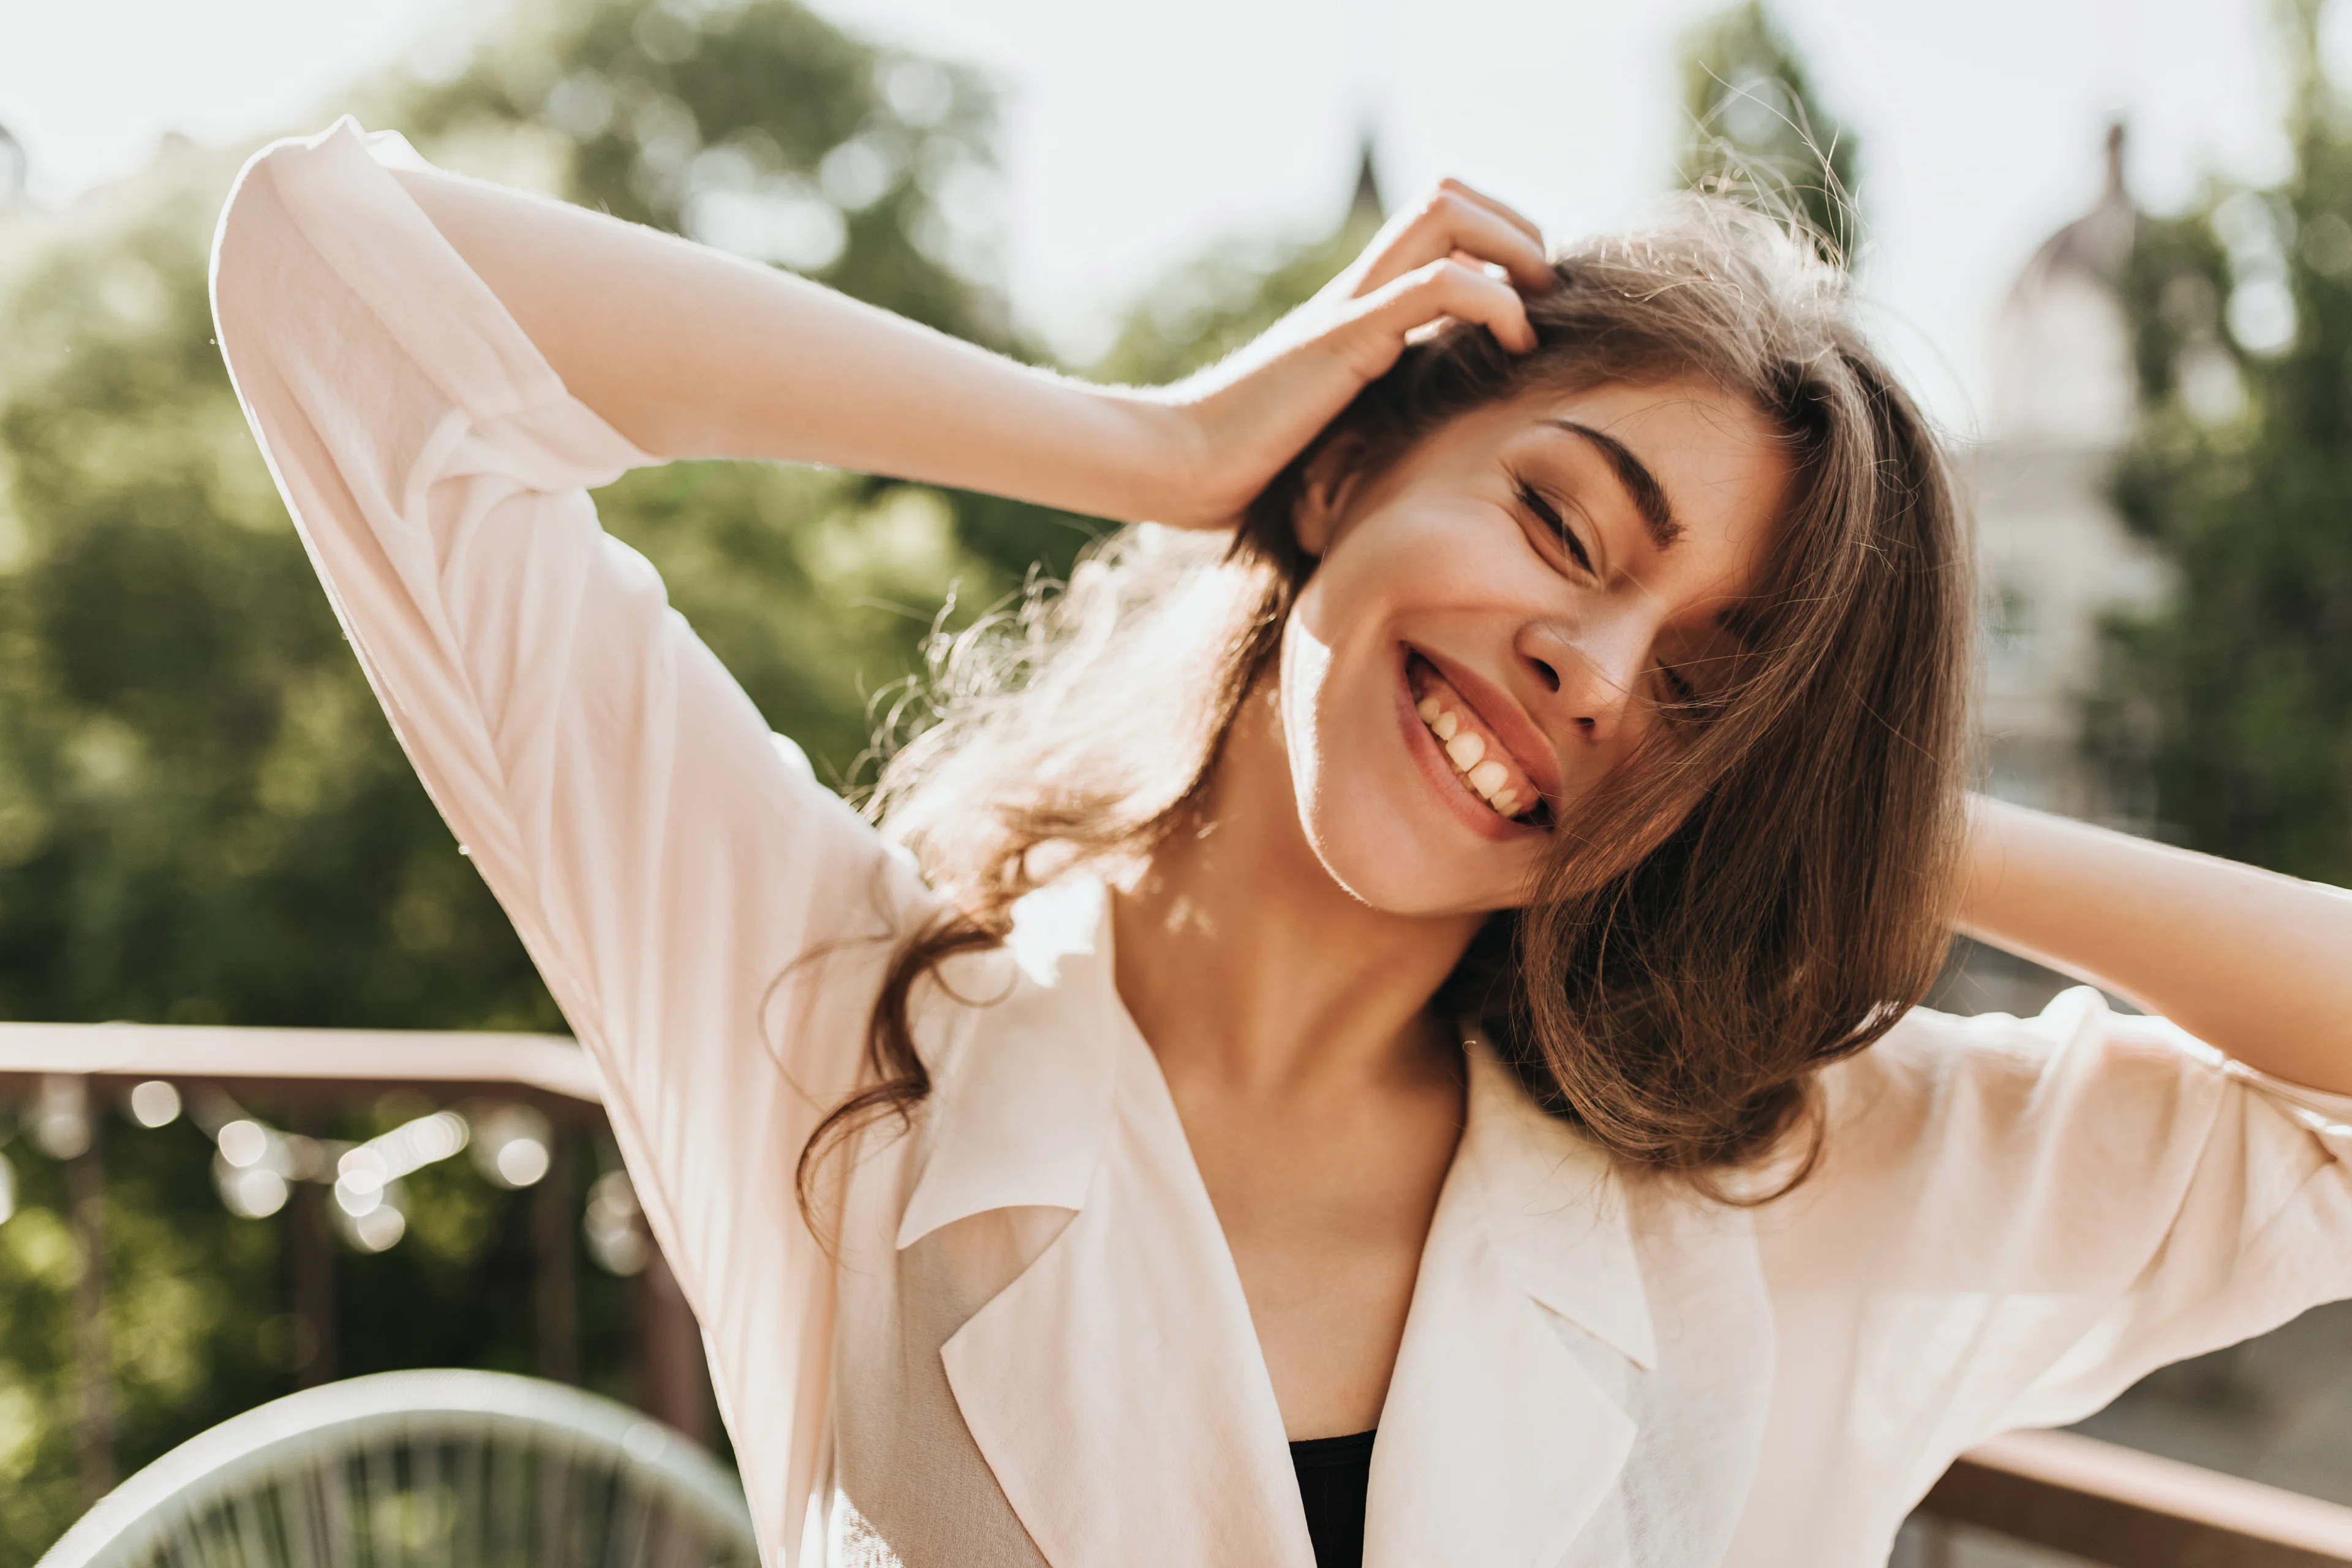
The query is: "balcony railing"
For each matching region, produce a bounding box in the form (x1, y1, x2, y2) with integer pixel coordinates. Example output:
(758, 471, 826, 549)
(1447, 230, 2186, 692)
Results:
(0, 1020, 712, 1517)
(10, 1022, 2352, 1564)
(1914, 1427, 2352, 1566)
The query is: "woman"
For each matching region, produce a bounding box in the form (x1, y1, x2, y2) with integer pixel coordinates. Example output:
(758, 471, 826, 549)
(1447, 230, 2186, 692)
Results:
(211, 119, 2352, 1567)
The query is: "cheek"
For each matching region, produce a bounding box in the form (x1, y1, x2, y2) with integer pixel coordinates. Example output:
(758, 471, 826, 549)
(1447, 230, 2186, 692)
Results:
(1273, 575, 1547, 918)
(1307, 507, 1504, 624)
(1275, 611, 1335, 799)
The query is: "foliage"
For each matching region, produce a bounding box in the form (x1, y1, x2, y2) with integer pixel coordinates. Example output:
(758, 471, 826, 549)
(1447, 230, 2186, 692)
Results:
(2093, 0, 2352, 882)
(0, 150, 567, 1035)
(0, 0, 1087, 1548)
(381, 0, 1000, 341)
(1088, 163, 1382, 386)
(373, 0, 1101, 594)
(0, 1117, 279, 1562)
(0, 1108, 630, 1564)
(0, 0, 1064, 1036)
(1675, 1, 1860, 266)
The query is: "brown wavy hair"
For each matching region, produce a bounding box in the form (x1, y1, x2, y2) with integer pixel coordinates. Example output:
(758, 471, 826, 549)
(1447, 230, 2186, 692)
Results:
(797, 198, 1971, 1212)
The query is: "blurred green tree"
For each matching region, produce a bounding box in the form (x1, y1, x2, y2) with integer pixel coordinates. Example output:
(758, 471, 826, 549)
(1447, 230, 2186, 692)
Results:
(1088, 144, 1384, 386)
(384, 0, 999, 338)
(0, 0, 1058, 1037)
(0, 0, 1082, 1548)
(0, 1114, 283, 1558)
(1676, 1, 1860, 265)
(0, 148, 568, 1036)
(2092, 0, 2352, 883)
(377, 0, 1099, 592)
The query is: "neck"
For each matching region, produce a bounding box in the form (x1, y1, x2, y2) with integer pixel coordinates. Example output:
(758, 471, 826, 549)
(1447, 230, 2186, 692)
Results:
(1111, 684, 1485, 1096)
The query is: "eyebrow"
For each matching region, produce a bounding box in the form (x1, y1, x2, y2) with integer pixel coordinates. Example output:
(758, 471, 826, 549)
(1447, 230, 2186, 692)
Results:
(1547, 419, 1684, 551)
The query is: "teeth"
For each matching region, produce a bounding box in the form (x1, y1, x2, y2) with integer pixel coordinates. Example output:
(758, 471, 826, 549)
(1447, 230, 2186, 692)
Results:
(1418, 690, 1539, 824)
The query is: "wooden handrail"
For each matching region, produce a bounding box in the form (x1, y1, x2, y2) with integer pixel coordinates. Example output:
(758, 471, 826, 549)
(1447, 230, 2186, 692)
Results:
(0, 1020, 603, 1108)
(0, 1022, 720, 1455)
(1921, 1428, 2352, 1566)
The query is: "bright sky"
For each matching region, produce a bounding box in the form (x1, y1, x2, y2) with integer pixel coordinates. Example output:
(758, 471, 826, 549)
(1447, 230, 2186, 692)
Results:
(0, 0, 2320, 434)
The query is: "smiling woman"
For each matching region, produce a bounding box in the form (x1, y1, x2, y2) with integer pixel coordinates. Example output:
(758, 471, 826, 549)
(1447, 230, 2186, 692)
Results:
(211, 120, 2352, 1568)
(870, 207, 1967, 1196)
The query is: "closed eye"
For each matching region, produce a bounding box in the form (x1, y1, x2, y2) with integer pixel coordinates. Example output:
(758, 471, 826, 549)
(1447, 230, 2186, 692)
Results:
(1513, 477, 1594, 576)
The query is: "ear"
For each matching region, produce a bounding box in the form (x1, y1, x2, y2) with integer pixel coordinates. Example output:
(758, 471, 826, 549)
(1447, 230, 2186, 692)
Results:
(1291, 435, 1368, 559)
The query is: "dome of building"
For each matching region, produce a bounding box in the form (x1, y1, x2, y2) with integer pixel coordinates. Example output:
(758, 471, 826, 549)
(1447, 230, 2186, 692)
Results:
(1990, 124, 2138, 449)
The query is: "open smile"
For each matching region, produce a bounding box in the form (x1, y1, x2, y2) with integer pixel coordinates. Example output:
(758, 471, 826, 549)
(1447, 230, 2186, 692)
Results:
(1400, 650, 1555, 833)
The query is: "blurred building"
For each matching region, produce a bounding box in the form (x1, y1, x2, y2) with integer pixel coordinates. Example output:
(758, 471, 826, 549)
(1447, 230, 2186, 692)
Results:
(1934, 129, 2174, 1022)
(1965, 125, 2170, 823)
(1913, 139, 2352, 1568)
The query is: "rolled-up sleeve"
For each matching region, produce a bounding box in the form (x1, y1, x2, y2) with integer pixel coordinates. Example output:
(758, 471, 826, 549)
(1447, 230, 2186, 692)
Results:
(210, 118, 927, 1558)
(1759, 987, 2352, 1509)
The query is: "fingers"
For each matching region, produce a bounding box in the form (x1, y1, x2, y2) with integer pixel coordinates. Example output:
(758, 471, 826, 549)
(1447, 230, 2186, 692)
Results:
(1351, 255, 1537, 359)
(1351, 180, 1554, 301)
(1441, 176, 1545, 251)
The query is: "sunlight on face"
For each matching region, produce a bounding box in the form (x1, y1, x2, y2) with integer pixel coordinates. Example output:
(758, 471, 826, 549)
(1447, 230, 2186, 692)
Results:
(1278, 377, 1792, 917)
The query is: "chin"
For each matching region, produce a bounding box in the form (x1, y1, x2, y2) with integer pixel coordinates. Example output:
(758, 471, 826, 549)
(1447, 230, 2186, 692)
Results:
(1295, 790, 1532, 918)
(1276, 651, 1540, 919)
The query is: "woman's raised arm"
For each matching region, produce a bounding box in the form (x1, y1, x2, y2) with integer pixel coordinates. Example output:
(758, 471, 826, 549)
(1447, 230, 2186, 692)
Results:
(388, 163, 1556, 528)
(390, 165, 1179, 516)
(1956, 796, 2352, 1093)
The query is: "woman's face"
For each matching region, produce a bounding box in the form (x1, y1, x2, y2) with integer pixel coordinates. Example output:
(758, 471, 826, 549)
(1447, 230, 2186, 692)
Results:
(1280, 375, 1790, 917)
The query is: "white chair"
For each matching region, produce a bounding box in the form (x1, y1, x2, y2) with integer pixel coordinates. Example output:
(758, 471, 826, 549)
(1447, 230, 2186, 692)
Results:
(39, 1369, 758, 1568)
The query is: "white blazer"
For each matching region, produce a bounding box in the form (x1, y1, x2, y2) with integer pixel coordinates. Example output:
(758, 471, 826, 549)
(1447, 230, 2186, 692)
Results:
(211, 119, 2352, 1568)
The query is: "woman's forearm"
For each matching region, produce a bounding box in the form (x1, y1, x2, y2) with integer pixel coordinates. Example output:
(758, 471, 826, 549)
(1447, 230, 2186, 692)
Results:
(389, 166, 1183, 519)
(1957, 796, 2352, 1092)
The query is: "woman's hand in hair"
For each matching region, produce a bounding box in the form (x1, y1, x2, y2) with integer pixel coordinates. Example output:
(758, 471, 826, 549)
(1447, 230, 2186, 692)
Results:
(388, 164, 1544, 530)
(1148, 180, 1557, 530)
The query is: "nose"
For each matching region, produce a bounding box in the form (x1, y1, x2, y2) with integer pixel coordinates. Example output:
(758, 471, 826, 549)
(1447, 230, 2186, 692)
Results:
(1515, 613, 1648, 746)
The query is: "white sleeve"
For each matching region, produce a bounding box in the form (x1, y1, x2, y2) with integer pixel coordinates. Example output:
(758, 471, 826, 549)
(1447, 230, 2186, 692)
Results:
(209, 117, 934, 1559)
(1766, 987, 2352, 1471)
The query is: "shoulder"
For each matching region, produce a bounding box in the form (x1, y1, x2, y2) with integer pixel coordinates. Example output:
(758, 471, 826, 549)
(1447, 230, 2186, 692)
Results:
(1777, 990, 2263, 1251)
(1820, 988, 2226, 1133)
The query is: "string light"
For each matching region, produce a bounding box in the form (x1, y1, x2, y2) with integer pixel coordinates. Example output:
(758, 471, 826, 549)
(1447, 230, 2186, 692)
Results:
(212, 1115, 295, 1218)
(333, 1182, 409, 1253)
(128, 1080, 181, 1128)
(167, 1091, 584, 1259)
(584, 1169, 650, 1276)
(219, 1163, 290, 1219)
(469, 1104, 552, 1190)
(334, 1111, 468, 1203)
(217, 1119, 270, 1168)
(31, 1076, 89, 1160)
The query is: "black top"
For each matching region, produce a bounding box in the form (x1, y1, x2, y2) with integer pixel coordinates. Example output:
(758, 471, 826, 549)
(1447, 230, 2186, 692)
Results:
(1289, 1430, 1376, 1568)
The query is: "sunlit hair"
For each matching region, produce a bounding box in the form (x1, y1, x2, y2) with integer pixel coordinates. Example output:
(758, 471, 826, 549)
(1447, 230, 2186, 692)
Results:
(799, 197, 1972, 1210)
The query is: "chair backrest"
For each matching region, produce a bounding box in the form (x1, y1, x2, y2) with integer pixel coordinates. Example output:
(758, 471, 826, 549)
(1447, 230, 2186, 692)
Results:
(39, 1369, 760, 1568)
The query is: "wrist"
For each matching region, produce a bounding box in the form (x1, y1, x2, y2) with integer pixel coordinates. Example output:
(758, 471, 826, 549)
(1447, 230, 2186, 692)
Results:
(1103, 387, 1223, 528)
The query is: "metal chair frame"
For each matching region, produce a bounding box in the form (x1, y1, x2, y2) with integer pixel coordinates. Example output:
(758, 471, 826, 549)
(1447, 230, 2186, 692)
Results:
(39, 1370, 758, 1568)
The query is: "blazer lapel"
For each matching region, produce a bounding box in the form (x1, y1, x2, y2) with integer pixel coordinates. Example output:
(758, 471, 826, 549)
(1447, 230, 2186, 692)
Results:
(1366, 1039, 1655, 1568)
(913, 876, 1313, 1568)
(896, 880, 1749, 1568)
(939, 1012, 1313, 1568)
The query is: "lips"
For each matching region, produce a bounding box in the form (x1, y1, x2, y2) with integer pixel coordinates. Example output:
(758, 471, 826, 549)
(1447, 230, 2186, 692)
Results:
(1404, 652, 1555, 829)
